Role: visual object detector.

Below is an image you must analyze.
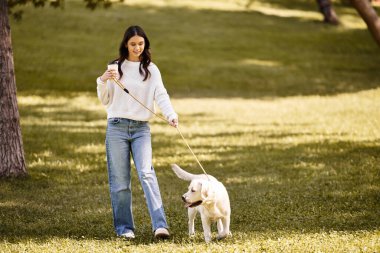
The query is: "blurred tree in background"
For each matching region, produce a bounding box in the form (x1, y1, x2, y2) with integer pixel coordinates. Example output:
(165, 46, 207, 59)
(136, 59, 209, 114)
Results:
(316, 0, 339, 24)
(351, 0, 380, 46)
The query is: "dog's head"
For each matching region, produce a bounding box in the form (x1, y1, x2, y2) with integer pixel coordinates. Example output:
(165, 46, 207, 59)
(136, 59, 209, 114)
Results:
(182, 179, 215, 208)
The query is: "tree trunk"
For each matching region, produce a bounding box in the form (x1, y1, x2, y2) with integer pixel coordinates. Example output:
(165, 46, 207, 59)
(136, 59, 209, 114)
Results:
(351, 0, 380, 47)
(0, 0, 27, 177)
(316, 0, 340, 25)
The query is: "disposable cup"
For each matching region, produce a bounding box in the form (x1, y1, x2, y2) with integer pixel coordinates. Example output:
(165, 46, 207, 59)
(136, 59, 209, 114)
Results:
(107, 63, 118, 72)
(107, 64, 119, 80)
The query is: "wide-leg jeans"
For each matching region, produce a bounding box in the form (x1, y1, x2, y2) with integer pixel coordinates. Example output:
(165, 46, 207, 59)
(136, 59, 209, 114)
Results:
(105, 117, 168, 236)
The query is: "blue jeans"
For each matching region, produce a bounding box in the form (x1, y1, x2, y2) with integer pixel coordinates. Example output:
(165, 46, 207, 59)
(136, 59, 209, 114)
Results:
(105, 118, 168, 235)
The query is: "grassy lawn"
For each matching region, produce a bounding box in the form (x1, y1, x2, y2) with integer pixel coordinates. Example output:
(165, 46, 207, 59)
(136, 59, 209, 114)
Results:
(1, 0, 380, 252)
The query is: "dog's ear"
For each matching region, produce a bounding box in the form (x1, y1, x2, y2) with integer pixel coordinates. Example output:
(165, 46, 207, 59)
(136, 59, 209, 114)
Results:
(200, 181, 209, 200)
(200, 181, 215, 204)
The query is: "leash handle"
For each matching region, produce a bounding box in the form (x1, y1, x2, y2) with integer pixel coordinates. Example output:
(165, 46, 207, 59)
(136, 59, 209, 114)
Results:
(111, 78, 209, 178)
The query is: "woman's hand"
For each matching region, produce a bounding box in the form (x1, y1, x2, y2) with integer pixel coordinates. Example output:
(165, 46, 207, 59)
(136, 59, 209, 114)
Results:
(169, 118, 178, 128)
(100, 69, 118, 82)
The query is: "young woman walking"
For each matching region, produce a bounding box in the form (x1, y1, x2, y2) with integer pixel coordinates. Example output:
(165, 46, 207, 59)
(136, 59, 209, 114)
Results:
(96, 25, 178, 239)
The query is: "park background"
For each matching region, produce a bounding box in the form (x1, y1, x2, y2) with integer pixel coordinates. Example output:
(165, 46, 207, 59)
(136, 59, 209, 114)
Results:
(1, 0, 379, 252)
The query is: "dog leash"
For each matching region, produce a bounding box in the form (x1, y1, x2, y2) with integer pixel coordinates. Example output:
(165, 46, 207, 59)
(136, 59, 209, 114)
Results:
(111, 77, 210, 178)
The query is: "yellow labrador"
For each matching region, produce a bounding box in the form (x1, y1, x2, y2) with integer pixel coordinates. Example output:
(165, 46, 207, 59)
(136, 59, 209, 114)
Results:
(171, 164, 231, 243)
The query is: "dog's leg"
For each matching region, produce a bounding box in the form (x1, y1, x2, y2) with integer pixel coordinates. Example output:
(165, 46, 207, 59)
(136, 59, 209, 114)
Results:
(224, 215, 231, 236)
(188, 208, 197, 236)
(216, 219, 223, 236)
(217, 216, 231, 240)
(200, 214, 212, 243)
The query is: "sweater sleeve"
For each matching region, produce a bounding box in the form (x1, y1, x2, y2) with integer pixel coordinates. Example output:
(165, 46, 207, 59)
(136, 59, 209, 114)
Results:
(96, 77, 112, 107)
(152, 67, 178, 121)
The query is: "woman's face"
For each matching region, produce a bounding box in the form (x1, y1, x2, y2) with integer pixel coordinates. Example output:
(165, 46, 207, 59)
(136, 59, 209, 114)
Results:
(126, 35, 145, 62)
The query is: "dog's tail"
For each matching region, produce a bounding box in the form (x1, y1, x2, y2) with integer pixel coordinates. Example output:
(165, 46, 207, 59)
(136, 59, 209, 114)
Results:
(171, 164, 210, 181)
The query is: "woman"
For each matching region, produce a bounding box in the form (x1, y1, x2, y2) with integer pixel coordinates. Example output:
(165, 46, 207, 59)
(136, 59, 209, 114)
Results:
(96, 25, 178, 239)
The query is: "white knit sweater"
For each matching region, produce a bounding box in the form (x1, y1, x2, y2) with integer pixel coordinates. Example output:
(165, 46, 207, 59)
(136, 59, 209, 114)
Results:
(97, 60, 177, 122)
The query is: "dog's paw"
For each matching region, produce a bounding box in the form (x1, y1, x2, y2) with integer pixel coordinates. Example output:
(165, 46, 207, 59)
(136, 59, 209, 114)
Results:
(216, 235, 226, 240)
(189, 233, 195, 238)
(216, 232, 231, 241)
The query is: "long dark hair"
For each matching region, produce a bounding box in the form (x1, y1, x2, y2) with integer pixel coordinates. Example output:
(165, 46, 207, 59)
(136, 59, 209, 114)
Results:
(111, 25, 151, 81)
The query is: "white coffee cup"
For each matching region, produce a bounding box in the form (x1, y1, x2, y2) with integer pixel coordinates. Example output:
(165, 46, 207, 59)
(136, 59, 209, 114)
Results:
(107, 63, 119, 79)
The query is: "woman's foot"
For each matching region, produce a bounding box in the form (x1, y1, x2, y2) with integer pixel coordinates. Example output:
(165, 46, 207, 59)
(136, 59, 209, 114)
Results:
(120, 231, 135, 239)
(154, 228, 170, 239)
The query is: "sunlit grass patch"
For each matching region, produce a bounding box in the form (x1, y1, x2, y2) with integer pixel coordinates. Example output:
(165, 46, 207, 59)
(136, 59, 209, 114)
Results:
(122, 0, 367, 29)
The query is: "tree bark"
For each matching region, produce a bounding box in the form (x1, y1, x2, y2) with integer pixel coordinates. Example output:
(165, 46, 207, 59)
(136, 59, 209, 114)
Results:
(351, 0, 380, 47)
(0, 0, 27, 177)
(316, 0, 340, 25)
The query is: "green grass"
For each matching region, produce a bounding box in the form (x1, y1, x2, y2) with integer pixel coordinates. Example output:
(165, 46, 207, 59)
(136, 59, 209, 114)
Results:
(1, 0, 380, 252)
(10, 0, 380, 97)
